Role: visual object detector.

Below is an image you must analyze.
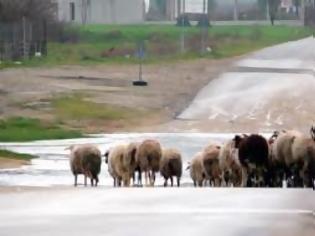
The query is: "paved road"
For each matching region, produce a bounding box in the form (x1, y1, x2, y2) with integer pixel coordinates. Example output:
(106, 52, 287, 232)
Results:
(175, 37, 315, 133)
(0, 188, 314, 236)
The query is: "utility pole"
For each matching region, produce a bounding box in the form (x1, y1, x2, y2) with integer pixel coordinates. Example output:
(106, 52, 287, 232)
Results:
(180, 0, 186, 54)
(22, 17, 27, 59)
(177, 0, 181, 18)
(234, 0, 239, 21)
(201, 0, 208, 54)
(301, 0, 305, 25)
(266, 0, 270, 21)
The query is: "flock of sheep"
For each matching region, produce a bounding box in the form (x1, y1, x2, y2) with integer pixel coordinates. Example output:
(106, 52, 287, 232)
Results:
(67, 127, 315, 189)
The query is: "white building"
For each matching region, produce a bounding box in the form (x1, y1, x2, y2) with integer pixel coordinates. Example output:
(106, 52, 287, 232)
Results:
(57, 0, 145, 24)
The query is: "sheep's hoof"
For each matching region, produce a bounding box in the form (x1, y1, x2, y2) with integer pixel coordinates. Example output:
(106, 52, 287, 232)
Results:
(133, 80, 148, 86)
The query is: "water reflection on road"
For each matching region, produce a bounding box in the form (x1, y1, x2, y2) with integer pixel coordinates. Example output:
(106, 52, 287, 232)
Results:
(0, 133, 235, 187)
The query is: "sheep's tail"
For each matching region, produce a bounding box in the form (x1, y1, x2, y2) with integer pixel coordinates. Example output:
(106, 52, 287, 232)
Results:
(168, 158, 182, 177)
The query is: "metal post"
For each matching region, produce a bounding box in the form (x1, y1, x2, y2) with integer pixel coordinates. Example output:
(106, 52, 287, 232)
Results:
(234, 0, 239, 21)
(180, 0, 185, 54)
(201, 0, 207, 54)
(301, 0, 305, 25)
(266, 0, 270, 21)
(22, 17, 27, 60)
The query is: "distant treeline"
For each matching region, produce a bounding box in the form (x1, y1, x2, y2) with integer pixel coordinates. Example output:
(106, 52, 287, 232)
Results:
(0, 0, 56, 23)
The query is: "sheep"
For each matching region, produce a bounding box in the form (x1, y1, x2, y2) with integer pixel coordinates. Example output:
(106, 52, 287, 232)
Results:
(233, 134, 269, 187)
(202, 144, 222, 187)
(268, 130, 294, 186)
(271, 130, 313, 187)
(290, 127, 315, 188)
(189, 152, 205, 187)
(136, 139, 162, 186)
(124, 142, 141, 186)
(219, 140, 242, 187)
(160, 148, 182, 187)
(269, 128, 315, 189)
(68, 144, 102, 187)
(105, 144, 127, 187)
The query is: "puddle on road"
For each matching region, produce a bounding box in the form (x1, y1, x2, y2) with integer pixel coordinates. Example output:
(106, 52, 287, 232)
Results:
(0, 133, 236, 187)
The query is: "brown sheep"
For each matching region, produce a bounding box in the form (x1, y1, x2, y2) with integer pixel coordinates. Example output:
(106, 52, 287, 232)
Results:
(136, 139, 162, 186)
(219, 140, 242, 187)
(160, 148, 182, 187)
(202, 144, 222, 187)
(189, 152, 205, 187)
(68, 144, 102, 187)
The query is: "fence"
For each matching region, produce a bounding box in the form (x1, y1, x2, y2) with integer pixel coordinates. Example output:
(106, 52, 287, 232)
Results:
(0, 18, 47, 61)
(305, 6, 315, 26)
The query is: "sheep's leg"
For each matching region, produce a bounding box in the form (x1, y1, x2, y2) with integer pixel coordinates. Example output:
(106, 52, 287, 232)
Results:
(132, 172, 136, 186)
(138, 171, 143, 187)
(95, 176, 99, 187)
(241, 168, 248, 187)
(193, 180, 197, 187)
(177, 177, 180, 187)
(145, 171, 149, 186)
(170, 176, 173, 187)
(84, 175, 87, 187)
(198, 180, 203, 187)
(164, 178, 168, 187)
(74, 174, 78, 187)
(113, 178, 117, 187)
(151, 172, 156, 186)
(90, 178, 94, 187)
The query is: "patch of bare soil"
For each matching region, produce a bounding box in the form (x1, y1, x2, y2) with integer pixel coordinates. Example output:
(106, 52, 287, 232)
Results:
(0, 58, 236, 132)
(0, 157, 29, 169)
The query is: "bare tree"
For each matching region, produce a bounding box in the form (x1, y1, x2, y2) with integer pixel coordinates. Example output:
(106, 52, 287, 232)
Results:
(0, 0, 57, 23)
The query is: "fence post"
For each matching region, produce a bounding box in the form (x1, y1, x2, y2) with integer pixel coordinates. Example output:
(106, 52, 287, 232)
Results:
(22, 17, 27, 60)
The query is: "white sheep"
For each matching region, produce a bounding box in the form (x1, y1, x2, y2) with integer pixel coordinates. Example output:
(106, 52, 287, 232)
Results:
(189, 152, 205, 187)
(219, 140, 242, 187)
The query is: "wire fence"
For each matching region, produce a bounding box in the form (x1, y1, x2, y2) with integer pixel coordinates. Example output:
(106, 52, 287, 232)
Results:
(0, 18, 47, 61)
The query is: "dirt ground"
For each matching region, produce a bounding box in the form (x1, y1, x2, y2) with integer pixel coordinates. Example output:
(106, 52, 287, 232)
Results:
(0, 58, 235, 132)
(0, 157, 29, 169)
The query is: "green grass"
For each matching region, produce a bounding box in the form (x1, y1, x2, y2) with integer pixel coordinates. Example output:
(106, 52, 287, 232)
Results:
(52, 94, 141, 120)
(1, 24, 311, 68)
(0, 149, 35, 161)
(0, 117, 83, 142)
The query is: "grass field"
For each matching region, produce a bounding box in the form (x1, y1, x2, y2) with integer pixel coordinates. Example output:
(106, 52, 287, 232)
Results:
(1, 24, 312, 68)
(0, 149, 35, 161)
(52, 94, 142, 121)
(0, 117, 82, 142)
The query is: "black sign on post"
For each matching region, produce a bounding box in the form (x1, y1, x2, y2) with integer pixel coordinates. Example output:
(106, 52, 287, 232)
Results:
(133, 41, 148, 86)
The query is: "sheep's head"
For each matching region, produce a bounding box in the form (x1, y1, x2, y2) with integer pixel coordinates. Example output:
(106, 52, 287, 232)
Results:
(268, 131, 280, 145)
(104, 150, 110, 164)
(65, 145, 76, 151)
(233, 135, 243, 149)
